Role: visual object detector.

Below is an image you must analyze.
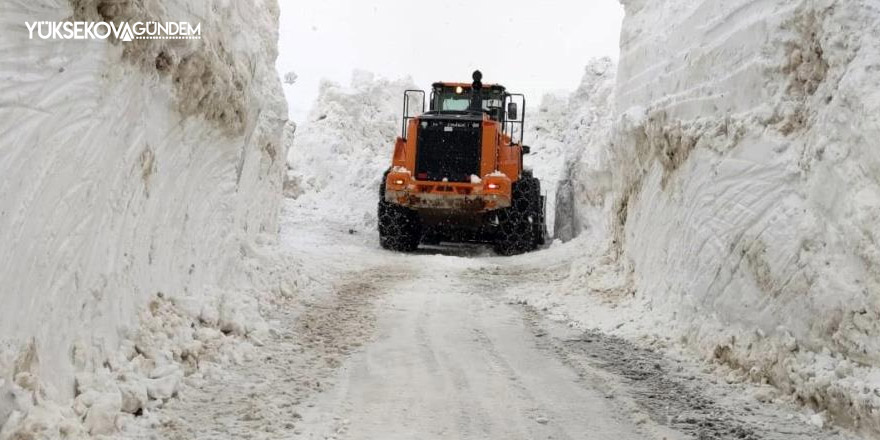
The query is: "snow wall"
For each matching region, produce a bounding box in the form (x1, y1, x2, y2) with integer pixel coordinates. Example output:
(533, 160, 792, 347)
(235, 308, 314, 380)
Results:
(0, 0, 287, 430)
(545, 58, 617, 244)
(558, 0, 880, 433)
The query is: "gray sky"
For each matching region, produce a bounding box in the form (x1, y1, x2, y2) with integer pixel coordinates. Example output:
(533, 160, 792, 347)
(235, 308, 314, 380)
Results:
(277, 1, 624, 123)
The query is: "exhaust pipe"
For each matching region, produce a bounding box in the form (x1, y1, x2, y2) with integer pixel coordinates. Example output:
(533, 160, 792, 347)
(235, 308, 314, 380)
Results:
(470, 70, 483, 112)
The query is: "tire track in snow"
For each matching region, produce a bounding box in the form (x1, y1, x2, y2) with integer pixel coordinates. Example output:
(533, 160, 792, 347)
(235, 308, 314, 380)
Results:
(296, 263, 649, 440)
(516, 306, 864, 440)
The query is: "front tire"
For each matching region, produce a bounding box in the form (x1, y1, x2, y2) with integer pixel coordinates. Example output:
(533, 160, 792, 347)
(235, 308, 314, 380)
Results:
(493, 177, 541, 256)
(378, 200, 421, 252)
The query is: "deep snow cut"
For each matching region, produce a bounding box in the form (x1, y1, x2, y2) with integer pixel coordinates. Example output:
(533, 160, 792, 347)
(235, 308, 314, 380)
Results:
(2, 0, 879, 437)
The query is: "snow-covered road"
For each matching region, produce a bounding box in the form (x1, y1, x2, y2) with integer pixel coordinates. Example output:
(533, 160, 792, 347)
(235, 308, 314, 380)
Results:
(129, 201, 866, 440)
(295, 264, 647, 439)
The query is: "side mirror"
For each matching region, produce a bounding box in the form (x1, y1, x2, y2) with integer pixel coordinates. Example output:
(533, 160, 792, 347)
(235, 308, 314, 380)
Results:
(522, 145, 531, 155)
(507, 102, 518, 120)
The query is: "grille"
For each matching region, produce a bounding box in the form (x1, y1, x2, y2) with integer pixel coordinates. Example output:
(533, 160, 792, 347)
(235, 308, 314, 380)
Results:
(415, 120, 481, 183)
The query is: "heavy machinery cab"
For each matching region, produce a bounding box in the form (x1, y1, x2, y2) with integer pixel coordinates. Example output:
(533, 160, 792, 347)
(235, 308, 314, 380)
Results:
(429, 83, 507, 122)
(401, 78, 526, 147)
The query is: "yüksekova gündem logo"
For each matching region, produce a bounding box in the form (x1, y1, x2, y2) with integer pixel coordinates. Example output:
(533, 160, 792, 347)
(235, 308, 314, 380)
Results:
(25, 21, 201, 41)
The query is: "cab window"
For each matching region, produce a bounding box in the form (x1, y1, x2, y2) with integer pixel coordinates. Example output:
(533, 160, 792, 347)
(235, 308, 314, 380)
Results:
(441, 97, 471, 111)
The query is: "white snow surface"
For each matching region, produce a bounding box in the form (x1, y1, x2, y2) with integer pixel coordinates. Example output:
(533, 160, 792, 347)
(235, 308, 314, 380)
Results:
(520, 0, 880, 435)
(0, 0, 288, 437)
(285, 71, 418, 227)
(539, 57, 617, 243)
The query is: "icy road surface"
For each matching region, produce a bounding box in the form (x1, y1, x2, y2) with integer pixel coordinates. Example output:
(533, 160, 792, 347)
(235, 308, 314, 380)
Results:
(136, 201, 864, 440)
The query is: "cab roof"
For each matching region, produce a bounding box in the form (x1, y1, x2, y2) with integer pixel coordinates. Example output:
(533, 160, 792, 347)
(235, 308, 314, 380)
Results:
(432, 82, 506, 91)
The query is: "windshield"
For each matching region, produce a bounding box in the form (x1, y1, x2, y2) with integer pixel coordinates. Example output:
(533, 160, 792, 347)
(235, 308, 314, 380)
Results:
(434, 88, 505, 115)
(441, 96, 471, 111)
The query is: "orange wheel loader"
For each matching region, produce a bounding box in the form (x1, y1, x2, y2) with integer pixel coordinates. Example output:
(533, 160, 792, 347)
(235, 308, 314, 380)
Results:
(378, 71, 547, 255)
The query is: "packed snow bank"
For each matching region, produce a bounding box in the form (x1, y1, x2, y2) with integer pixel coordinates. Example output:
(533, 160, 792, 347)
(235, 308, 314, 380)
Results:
(548, 0, 880, 434)
(545, 58, 617, 243)
(0, 0, 287, 436)
(285, 72, 417, 227)
(522, 94, 568, 238)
